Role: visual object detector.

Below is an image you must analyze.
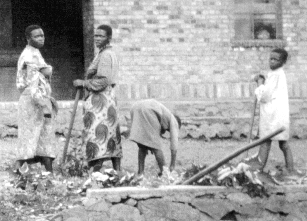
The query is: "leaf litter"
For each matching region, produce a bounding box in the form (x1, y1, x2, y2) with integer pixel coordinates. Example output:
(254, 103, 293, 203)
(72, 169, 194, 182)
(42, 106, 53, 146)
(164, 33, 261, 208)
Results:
(0, 147, 307, 220)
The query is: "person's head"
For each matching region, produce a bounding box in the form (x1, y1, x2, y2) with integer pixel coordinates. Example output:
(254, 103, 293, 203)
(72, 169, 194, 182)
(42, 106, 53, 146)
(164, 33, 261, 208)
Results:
(269, 48, 288, 70)
(256, 29, 270, 40)
(25, 25, 44, 48)
(95, 25, 112, 49)
(160, 114, 182, 136)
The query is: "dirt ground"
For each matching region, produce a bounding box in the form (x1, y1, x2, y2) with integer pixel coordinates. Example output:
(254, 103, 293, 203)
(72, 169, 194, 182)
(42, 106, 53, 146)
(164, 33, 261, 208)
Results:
(1, 137, 306, 175)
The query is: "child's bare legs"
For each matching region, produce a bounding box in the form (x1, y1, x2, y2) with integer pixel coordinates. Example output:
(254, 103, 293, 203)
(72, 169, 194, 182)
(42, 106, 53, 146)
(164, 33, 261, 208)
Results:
(41, 156, 53, 173)
(89, 158, 121, 172)
(278, 140, 294, 172)
(15, 156, 53, 173)
(111, 157, 121, 171)
(152, 149, 166, 176)
(137, 145, 147, 175)
(257, 140, 272, 170)
(137, 143, 166, 176)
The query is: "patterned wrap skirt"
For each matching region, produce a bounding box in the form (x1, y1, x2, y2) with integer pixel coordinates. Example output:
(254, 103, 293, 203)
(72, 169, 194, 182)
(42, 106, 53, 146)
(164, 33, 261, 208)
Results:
(82, 86, 122, 163)
(16, 88, 56, 160)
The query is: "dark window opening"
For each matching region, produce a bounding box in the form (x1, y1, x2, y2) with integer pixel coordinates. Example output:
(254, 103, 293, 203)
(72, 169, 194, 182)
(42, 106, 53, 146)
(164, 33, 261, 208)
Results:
(10, 0, 85, 100)
(11, 0, 84, 54)
(233, 0, 284, 47)
(254, 19, 276, 40)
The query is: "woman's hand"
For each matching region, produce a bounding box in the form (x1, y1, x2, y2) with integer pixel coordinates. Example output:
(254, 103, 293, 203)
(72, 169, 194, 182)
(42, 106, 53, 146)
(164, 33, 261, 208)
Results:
(73, 79, 84, 88)
(40, 66, 53, 78)
(254, 75, 265, 86)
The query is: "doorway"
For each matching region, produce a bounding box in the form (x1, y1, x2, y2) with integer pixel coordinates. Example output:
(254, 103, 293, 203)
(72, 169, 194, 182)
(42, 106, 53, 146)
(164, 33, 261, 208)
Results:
(11, 0, 85, 100)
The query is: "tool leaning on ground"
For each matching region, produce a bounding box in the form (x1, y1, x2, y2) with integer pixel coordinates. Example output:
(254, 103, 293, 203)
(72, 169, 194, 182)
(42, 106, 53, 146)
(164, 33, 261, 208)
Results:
(61, 88, 82, 165)
(62, 71, 91, 165)
(181, 127, 285, 185)
(245, 96, 258, 157)
(245, 74, 265, 157)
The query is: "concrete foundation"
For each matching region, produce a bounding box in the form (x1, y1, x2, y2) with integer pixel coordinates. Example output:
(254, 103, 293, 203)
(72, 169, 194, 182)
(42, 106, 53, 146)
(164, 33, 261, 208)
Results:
(1, 100, 307, 140)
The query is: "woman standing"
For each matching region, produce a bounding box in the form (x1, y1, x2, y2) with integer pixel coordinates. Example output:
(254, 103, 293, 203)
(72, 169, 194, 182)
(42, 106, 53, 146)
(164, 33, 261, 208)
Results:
(73, 25, 122, 171)
(15, 25, 57, 174)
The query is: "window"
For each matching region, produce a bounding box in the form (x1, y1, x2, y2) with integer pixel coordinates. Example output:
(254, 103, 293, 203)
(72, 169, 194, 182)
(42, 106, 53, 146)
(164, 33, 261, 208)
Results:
(232, 0, 285, 47)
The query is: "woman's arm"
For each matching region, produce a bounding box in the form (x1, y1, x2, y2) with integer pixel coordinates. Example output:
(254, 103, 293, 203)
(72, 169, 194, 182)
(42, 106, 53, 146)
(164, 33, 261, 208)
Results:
(73, 77, 109, 92)
(84, 77, 109, 91)
(97, 52, 112, 79)
(84, 52, 113, 91)
(255, 73, 279, 103)
(169, 115, 179, 171)
(73, 51, 112, 91)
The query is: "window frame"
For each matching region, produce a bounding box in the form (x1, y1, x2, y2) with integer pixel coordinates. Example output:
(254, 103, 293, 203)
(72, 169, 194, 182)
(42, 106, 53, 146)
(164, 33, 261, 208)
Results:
(232, 0, 286, 48)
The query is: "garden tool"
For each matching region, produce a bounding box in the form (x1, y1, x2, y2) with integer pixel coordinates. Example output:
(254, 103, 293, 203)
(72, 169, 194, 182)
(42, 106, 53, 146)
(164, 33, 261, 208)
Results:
(245, 96, 258, 157)
(181, 127, 285, 185)
(246, 74, 265, 157)
(62, 88, 81, 164)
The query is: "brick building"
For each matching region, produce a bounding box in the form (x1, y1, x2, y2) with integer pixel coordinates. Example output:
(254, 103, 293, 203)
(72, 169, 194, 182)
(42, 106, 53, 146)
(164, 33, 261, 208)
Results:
(0, 0, 306, 139)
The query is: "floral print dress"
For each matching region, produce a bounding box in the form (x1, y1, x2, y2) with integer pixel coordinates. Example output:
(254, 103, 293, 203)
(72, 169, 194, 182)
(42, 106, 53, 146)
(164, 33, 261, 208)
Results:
(16, 45, 56, 160)
(82, 46, 122, 163)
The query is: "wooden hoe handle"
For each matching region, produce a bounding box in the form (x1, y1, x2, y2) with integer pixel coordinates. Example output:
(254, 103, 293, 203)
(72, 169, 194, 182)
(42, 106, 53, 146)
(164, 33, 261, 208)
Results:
(181, 127, 285, 185)
(62, 88, 81, 164)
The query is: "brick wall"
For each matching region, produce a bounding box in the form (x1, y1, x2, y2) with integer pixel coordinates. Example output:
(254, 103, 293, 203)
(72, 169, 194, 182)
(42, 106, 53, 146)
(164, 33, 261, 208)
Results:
(88, 0, 307, 101)
(0, 0, 307, 140)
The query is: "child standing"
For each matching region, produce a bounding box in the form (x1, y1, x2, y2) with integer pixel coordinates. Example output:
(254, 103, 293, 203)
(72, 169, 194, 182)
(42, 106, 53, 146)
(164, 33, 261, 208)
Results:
(254, 48, 298, 175)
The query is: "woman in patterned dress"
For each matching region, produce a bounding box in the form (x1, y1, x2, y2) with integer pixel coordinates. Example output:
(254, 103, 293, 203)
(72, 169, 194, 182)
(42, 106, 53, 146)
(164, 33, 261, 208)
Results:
(73, 25, 122, 171)
(15, 25, 57, 173)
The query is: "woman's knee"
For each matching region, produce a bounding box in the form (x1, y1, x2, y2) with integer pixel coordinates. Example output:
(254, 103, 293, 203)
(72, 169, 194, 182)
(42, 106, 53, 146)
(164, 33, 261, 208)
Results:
(111, 157, 121, 171)
(153, 149, 165, 162)
(89, 159, 104, 171)
(279, 141, 289, 151)
(138, 144, 150, 156)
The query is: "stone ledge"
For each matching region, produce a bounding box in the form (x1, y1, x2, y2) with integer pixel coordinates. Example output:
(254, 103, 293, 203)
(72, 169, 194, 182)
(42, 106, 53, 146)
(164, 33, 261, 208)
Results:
(268, 184, 307, 193)
(1, 99, 307, 140)
(87, 185, 233, 200)
(0, 98, 306, 109)
(87, 184, 307, 200)
(53, 185, 307, 221)
(231, 39, 287, 48)
(0, 100, 83, 109)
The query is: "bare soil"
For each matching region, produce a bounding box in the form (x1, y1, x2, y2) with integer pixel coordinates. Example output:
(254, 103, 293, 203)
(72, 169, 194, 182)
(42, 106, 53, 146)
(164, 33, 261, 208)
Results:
(0, 137, 306, 220)
(1, 137, 306, 175)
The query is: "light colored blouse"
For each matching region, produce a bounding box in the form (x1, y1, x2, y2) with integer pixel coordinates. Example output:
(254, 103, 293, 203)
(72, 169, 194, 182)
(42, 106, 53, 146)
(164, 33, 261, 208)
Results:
(255, 67, 289, 140)
(16, 45, 51, 99)
(86, 45, 119, 90)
